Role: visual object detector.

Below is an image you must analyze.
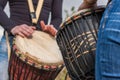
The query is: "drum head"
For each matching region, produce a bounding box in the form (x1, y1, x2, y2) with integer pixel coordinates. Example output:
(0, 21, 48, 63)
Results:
(15, 31, 63, 66)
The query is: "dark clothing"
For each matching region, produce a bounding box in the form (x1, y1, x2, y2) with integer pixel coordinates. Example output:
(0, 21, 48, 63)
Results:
(0, 0, 63, 34)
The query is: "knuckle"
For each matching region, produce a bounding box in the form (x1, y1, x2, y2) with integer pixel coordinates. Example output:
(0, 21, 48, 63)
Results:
(22, 24, 27, 26)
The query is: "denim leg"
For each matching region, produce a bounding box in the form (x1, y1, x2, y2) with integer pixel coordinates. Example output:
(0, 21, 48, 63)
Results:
(0, 34, 13, 80)
(0, 35, 8, 80)
(96, 0, 120, 80)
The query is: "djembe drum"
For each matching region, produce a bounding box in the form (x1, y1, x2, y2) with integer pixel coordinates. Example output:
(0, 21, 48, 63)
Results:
(56, 6, 105, 80)
(8, 31, 64, 80)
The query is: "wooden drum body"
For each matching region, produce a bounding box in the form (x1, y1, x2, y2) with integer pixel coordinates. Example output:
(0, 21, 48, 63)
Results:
(56, 6, 105, 80)
(9, 31, 63, 80)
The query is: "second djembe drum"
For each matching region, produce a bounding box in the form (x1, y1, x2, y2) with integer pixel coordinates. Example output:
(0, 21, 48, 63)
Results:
(56, 6, 105, 80)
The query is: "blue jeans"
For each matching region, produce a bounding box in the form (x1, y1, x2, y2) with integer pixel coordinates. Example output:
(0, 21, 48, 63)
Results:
(96, 0, 120, 80)
(0, 34, 13, 80)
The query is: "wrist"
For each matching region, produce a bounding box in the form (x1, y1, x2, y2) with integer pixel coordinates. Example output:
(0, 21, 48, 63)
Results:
(10, 26, 17, 36)
(84, 0, 97, 5)
(83, 0, 97, 8)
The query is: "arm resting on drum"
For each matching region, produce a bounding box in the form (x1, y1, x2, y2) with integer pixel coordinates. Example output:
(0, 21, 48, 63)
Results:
(78, 0, 111, 10)
(84, 0, 97, 4)
(0, 0, 17, 34)
(78, 0, 97, 10)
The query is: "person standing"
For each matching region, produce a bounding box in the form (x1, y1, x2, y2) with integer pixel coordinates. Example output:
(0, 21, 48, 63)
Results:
(0, 0, 63, 80)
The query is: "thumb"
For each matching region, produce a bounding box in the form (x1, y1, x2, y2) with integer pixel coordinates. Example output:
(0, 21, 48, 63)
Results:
(40, 21, 47, 31)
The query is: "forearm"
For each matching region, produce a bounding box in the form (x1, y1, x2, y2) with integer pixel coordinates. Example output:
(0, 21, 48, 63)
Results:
(0, 0, 17, 33)
(84, 0, 111, 5)
(0, 7, 17, 33)
(84, 0, 97, 5)
(78, 0, 97, 10)
(50, 0, 63, 30)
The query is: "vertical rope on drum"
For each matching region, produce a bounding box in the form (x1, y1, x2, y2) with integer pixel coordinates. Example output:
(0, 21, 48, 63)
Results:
(79, 13, 96, 77)
(15, 56, 20, 79)
(81, 13, 97, 42)
(25, 66, 30, 80)
(59, 29, 80, 79)
(17, 60, 26, 80)
(90, 10, 98, 38)
(30, 63, 35, 80)
(23, 59, 28, 80)
(58, 33, 72, 76)
(71, 18, 89, 68)
(16, 55, 22, 80)
(75, 19, 95, 77)
(93, 9, 104, 38)
(56, 32, 74, 79)
(63, 24, 82, 79)
(33, 69, 39, 80)
(44, 70, 50, 80)
(39, 69, 44, 80)
(38, 71, 42, 80)
(93, 10, 99, 24)
(12, 52, 19, 80)
(80, 12, 96, 55)
(81, 17, 95, 59)
(80, 12, 96, 62)
(52, 68, 59, 79)
(8, 47, 16, 80)
(70, 19, 91, 76)
(74, 20, 91, 69)
(54, 65, 64, 80)
(66, 24, 85, 75)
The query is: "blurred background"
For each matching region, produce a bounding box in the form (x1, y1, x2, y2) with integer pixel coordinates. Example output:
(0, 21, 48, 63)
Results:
(0, 0, 108, 40)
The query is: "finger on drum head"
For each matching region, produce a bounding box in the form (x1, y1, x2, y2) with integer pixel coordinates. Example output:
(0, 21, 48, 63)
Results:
(21, 26, 33, 34)
(40, 21, 47, 31)
(18, 32, 25, 38)
(31, 26, 36, 30)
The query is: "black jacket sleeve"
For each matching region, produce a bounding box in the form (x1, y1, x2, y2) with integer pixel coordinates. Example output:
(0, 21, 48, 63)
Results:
(0, 0, 17, 34)
(50, 0, 63, 30)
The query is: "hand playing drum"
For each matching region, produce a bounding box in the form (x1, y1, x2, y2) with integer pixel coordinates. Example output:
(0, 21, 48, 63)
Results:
(11, 24, 36, 38)
(78, 0, 97, 10)
(40, 20, 57, 37)
(11, 21, 57, 38)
